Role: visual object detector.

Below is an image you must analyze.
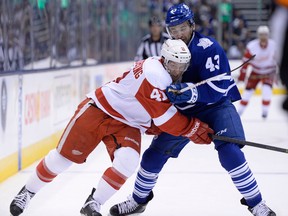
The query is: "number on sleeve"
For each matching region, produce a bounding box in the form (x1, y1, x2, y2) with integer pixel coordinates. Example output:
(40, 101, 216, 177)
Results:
(150, 89, 167, 101)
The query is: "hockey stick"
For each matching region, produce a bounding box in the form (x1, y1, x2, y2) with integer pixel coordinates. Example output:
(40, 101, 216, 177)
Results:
(230, 54, 256, 73)
(249, 72, 275, 80)
(168, 54, 256, 94)
(210, 134, 288, 154)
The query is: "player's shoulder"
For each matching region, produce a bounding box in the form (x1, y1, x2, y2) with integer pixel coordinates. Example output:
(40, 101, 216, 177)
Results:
(143, 57, 171, 89)
(192, 32, 223, 54)
(190, 32, 226, 62)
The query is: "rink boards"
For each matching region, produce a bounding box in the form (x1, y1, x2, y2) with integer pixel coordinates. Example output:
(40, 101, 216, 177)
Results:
(0, 62, 128, 182)
(0, 60, 286, 182)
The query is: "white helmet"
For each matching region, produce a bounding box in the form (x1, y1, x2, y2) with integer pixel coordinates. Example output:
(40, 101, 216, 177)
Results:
(257, 25, 269, 36)
(161, 39, 191, 64)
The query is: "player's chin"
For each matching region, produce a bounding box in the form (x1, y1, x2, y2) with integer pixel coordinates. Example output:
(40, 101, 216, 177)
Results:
(180, 37, 189, 45)
(171, 75, 181, 82)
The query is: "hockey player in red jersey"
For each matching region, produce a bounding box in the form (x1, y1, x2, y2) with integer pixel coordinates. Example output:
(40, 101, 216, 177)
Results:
(9, 39, 213, 216)
(237, 25, 277, 118)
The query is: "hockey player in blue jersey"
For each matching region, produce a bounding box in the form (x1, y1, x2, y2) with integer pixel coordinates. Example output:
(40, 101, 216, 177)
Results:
(110, 3, 276, 216)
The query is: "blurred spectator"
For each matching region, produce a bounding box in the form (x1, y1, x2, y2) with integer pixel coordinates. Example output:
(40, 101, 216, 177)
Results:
(7, 28, 24, 70)
(198, 18, 215, 37)
(219, 0, 233, 24)
(228, 9, 250, 58)
(232, 9, 247, 29)
(134, 16, 169, 61)
(232, 18, 249, 43)
(219, 0, 233, 52)
(227, 41, 244, 59)
(0, 0, 273, 71)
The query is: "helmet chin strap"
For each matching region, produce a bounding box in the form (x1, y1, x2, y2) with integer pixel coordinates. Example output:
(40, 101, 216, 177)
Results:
(166, 26, 173, 38)
(188, 23, 195, 41)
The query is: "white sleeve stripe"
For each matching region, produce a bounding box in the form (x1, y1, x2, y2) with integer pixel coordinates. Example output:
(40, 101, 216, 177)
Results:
(221, 75, 232, 80)
(153, 105, 177, 126)
(224, 82, 237, 96)
(206, 75, 233, 94)
(207, 81, 227, 93)
(175, 104, 196, 110)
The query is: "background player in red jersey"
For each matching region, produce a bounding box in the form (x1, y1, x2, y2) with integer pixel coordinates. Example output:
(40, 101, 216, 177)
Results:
(9, 39, 213, 216)
(237, 26, 277, 118)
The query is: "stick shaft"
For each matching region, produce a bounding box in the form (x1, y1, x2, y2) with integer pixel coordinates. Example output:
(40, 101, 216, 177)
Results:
(179, 73, 227, 93)
(211, 134, 288, 154)
(176, 54, 256, 93)
(230, 54, 256, 72)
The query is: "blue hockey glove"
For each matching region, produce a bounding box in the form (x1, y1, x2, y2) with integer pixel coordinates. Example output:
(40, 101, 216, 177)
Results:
(166, 83, 198, 104)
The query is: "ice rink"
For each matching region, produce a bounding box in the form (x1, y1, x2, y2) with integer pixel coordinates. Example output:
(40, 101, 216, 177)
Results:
(1, 95, 288, 216)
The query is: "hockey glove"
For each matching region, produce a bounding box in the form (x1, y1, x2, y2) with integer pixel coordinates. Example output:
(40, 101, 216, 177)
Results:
(238, 68, 247, 82)
(166, 83, 198, 104)
(183, 118, 214, 144)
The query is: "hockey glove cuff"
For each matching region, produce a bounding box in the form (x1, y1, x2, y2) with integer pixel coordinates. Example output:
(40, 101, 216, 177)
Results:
(183, 118, 214, 144)
(238, 68, 247, 82)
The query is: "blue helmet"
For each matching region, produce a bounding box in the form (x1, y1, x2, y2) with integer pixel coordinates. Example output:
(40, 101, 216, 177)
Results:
(165, 3, 194, 27)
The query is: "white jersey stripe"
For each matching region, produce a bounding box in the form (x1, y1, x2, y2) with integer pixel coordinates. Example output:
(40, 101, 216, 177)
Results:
(153, 105, 178, 126)
(207, 81, 227, 94)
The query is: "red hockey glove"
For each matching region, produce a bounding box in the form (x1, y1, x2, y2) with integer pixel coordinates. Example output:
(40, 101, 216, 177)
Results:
(238, 68, 247, 82)
(145, 122, 162, 135)
(183, 118, 214, 144)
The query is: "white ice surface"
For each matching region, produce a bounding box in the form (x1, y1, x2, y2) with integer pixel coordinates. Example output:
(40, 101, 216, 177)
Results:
(1, 95, 288, 216)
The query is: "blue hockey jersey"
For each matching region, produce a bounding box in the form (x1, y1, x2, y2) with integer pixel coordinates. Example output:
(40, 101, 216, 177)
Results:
(176, 32, 241, 115)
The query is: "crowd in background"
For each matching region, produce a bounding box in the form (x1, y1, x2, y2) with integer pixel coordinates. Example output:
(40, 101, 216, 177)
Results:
(0, 0, 272, 72)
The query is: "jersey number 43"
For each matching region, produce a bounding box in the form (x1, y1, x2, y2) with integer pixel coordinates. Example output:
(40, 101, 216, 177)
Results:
(205, 55, 220, 72)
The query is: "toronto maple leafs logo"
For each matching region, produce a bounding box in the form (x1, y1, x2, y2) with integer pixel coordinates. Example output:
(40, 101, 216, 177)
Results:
(197, 38, 213, 49)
